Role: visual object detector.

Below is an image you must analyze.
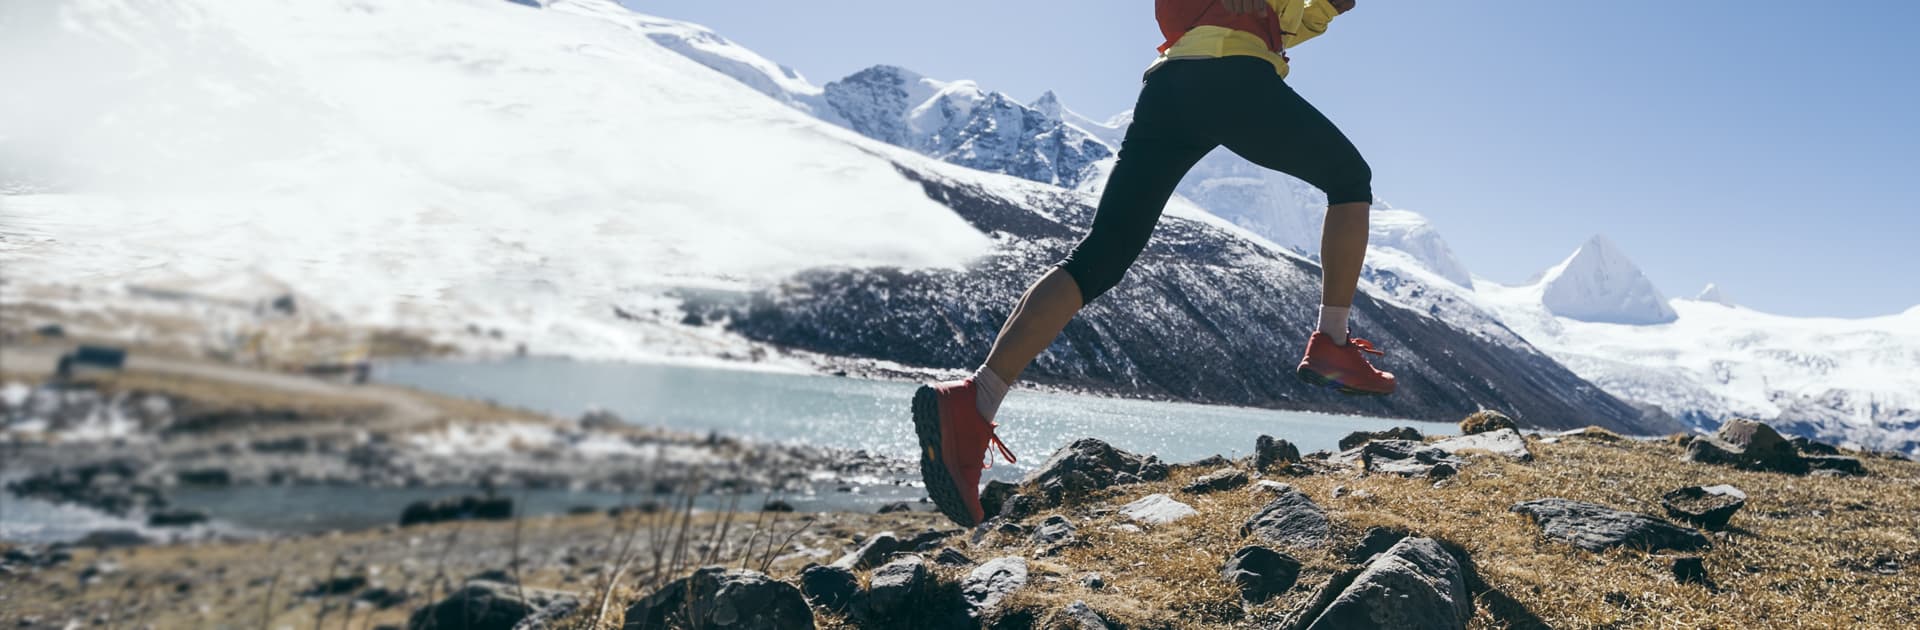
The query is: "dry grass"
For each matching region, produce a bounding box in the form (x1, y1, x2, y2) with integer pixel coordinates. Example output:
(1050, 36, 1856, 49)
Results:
(989, 436, 1920, 628)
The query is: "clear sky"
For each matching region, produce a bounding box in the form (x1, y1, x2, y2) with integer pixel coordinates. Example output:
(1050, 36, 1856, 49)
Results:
(633, 1, 1920, 317)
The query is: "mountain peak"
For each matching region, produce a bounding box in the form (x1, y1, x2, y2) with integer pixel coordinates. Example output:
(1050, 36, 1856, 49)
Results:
(1030, 90, 1063, 119)
(1695, 283, 1735, 306)
(1537, 234, 1678, 325)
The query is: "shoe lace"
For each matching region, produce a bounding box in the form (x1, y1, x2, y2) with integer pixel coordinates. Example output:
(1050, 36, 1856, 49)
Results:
(984, 423, 1017, 468)
(1349, 337, 1385, 356)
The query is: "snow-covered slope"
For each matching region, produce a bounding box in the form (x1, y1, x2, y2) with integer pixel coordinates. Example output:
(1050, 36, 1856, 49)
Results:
(0, 0, 988, 358)
(1479, 241, 1920, 454)
(1694, 283, 1734, 306)
(1535, 235, 1678, 325)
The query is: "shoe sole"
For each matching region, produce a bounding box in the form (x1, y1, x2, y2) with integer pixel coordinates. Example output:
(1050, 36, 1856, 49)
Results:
(912, 385, 977, 527)
(1296, 366, 1393, 397)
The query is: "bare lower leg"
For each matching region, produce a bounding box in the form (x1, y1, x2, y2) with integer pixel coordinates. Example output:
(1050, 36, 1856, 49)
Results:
(1319, 201, 1371, 308)
(981, 267, 1084, 384)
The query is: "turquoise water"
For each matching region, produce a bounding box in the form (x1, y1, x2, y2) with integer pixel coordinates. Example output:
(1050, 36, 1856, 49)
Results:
(375, 357, 1456, 476)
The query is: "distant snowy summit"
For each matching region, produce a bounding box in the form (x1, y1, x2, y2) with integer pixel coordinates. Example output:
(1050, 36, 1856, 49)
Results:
(1692, 283, 1735, 306)
(1537, 235, 1679, 325)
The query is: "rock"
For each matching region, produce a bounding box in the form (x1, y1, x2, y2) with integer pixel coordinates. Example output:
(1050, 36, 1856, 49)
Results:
(1118, 494, 1198, 526)
(1220, 545, 1301, 604)
(1684, 418, 1806, 473)
(78, 560, 120, 584)
(1249, 480, 1294, 495)
(1178, 454, 1233, 470)
(75, 529, 149, 548)
(831, 531, 898, 570)
(1331, 440, 1465, 477)
(467, 569, 518, 585)
(1343, 526, 1411, 563)
(1459, 410, 1518, 435)
(304, 575, 369, 597)
(578, 409, 624, 431)
(1079, 573, 1105, 589)
(1431, 429, 1533, 462)
(147, 509, 210, 528)
(877, 501, 912, 514)
(1661, 485, 1748, 530)
(934, 548, 974, 567)
(799, 564, 858, 613)
(1022, 439, 1164, 505)
(1672, 556, 1714, 588)
(1030, 515, 1078, 555)
(176, 468, 232, 486)
(963, 557, 1029, 617)
(399, 495, 515, 527)
(1510, 498, 1710, 553)
(905, 528, 963, 551)
(1181, 468, 1249, 494)
(1789, 436, 1841, 456)
(1254, 435, 1303, 473)
(1240, 488, 1330, 549)
(855, 555, 934, 624)
(1803, 455, 1867, 476)
(1303, 538, 1472, 630)
(623, 567, 811, 630)
(980, 480, 1020, 519)
(763, 500, 795, 512)
(1338, 427, 1424, 451)
(1055, 601, 1112, 629)
(1557, 426, 1624, 441)
(411, 580, 578, 630)
(357, 586, 411, 609)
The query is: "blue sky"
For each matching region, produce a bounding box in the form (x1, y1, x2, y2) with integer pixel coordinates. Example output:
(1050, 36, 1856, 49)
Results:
(635, 1, 1920, 317)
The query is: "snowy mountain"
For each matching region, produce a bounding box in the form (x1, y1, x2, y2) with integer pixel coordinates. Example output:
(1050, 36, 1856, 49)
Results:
(1479, 241, 1920, 454)
(1535, 235, 1679, 325)
(0, 0, 1669, 433)
(1693, 283, 1734, 306)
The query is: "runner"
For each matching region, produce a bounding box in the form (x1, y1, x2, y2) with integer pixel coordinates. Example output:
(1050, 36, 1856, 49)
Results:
(913, 0, 1392, 527)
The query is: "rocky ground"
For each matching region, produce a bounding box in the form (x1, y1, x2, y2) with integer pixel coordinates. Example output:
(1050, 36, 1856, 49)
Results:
(5, 357, 1917, 630)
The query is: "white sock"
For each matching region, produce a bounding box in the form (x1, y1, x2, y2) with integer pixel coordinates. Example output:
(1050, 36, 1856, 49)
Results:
(1317, 305, 1351, 345)
(970, 365, 1011, 421)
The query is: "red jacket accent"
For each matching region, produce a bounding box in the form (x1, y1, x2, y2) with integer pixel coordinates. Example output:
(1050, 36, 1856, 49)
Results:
(1156, 0, 1286, 54)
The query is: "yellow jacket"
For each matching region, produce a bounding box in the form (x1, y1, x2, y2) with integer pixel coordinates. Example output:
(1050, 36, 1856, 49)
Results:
(1156, 0, 1342, 78)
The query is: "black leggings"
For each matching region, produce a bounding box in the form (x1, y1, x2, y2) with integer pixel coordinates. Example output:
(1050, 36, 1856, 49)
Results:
(1058, 56, 1372, 304)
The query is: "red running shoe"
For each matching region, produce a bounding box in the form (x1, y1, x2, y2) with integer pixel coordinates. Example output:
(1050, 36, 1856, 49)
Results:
(911, 380, 1016, 527)
(1296, 332, 1397, 396)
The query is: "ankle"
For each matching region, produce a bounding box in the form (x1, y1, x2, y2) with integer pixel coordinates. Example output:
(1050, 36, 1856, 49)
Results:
(1317, 305, 1351, 344)
(970, 365, 1011, 421)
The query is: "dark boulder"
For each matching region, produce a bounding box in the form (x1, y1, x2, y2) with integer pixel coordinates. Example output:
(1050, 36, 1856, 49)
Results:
(1302, 537, 1472, 630)
(1511, 498, 1710, 553)
(399, 495, 514, 527)
(980, 480, 1020, 519)
(1177, 454, 1233, 470)
(763, 500, 796, 512)
(1459, 410, 1518, 435)
(75, 529, 150, 548)
(1804, 455, 1867, 476)
(304, 575, 369, 597)
(1021, 439, 1162, 505)
(1684, 418, 1806, 473)
(357, 586, 411, 609)
(905, 528, 963, 551)
(1661, 485, 1747, 530)
(1220, 545, 1301, 604)
(1054, 601, 1113, 629)
(1789, 436, 1841, 456)
(623, 567, 812, 630)
(1181, 468, 1249, 494)
(962, 557, 1029, 617)
(1338, 427, 1424, 451)
(934, 548, 974, 567)
(1332, 439, 1465, 477)
(147, 509, 210, 528)
(1672, 556, 1714, 588)
(1253, 435, 1303, 473)
(854, 555, 935, 624)
(1240, 488, 1330, 549)
(831, 531, 898, 570)
(799, 564, 858, 613)
(1030, 515, 1078, 556)
(1343, 526, 1412, 563)
(410, 580, 578, 630)
(877, 501, 912, 514)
